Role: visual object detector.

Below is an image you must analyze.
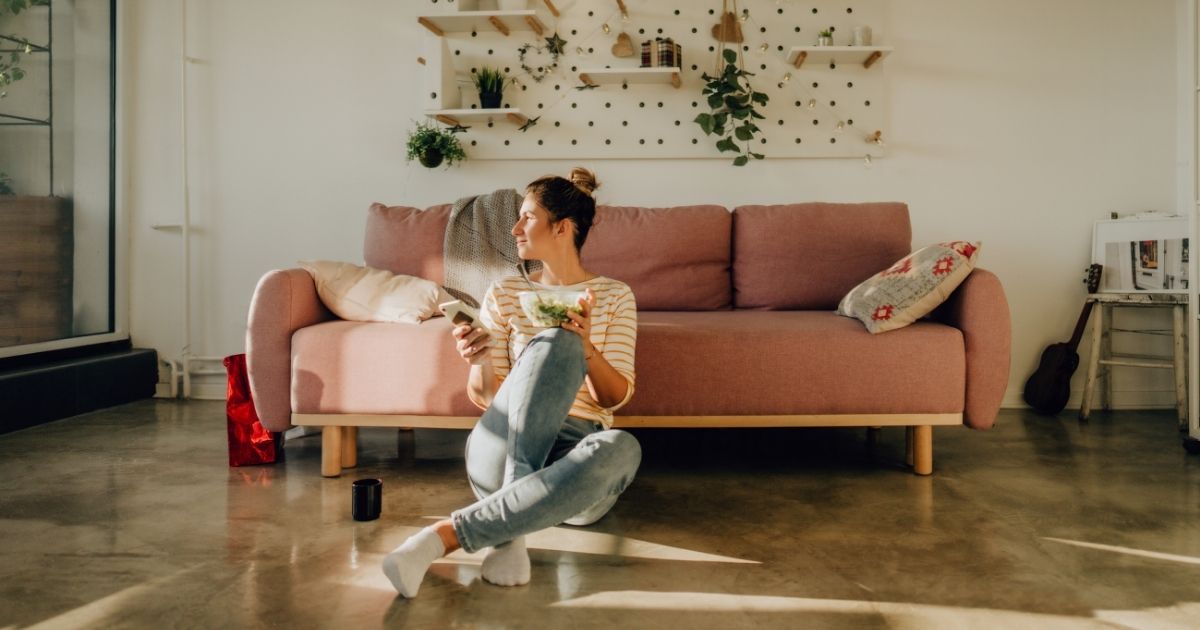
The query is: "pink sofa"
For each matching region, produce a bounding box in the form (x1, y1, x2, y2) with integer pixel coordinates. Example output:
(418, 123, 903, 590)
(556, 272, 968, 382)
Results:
(246, 202, 1011, 477)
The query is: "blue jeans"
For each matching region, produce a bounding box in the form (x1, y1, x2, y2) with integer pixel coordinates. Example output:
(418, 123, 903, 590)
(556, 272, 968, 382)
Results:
(450, 328, 642, 553)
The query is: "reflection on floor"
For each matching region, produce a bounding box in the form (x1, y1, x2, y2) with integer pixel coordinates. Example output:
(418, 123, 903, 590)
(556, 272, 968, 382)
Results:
(1, 400, 1199, 629)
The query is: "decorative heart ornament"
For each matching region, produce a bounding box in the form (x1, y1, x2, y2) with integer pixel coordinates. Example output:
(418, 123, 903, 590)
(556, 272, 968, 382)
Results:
(611, 31, 635, 57)
(711, 11, 743, 43)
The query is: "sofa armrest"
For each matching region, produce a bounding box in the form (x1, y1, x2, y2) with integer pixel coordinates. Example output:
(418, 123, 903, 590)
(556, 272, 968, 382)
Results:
(245, 268, 335, 432)
(931, 268, 1011, 430)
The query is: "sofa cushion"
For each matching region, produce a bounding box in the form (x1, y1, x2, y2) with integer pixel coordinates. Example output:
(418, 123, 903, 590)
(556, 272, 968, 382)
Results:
(732, 203, 912, 310)
(582, 205, 732, 310)
(618, 311, 964, 416)
(838, 241, 981, 334)
(363, 203, 451, 284)
(365, 201, 732, 310)
(298, 259, 447, 324)
(291, 318, 478, 416)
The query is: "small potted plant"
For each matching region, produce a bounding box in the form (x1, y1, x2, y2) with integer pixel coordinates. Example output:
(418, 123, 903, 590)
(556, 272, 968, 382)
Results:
(817, 29, 833, 46)
(473, 66, 507, 109)
(405, 121, 467, 168)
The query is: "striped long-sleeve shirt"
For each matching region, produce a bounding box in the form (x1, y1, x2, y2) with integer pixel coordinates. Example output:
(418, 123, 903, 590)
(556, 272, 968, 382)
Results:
(478, 275, 637, 429)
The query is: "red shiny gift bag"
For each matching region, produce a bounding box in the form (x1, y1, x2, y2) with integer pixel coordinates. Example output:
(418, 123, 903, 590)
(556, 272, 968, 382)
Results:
(225, 353, 281, 466)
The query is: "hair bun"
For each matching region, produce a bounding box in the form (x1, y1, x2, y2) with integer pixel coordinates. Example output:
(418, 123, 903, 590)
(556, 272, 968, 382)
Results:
(568, 167, 599, 196)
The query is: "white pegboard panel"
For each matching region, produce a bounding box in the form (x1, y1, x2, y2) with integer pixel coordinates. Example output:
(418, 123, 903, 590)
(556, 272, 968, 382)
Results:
(420, 0, 889, 160)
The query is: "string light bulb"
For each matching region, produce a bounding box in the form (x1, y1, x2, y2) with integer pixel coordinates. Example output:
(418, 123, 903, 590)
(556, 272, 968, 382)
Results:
(807, 99, 817, 110)
(776, 72, 791, 88)
(740, 9, 750, 22)
(759, 42, 769, 54)
(835, 121, 845, 133)
(864, 154, 873, 167)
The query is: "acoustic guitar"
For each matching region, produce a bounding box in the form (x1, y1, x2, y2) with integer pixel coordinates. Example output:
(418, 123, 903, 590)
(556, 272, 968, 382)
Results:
(1022, 264, 1103, 414)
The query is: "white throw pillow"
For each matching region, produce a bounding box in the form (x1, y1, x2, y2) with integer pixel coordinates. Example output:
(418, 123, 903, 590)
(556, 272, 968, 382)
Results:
(299, 260, 445, 324)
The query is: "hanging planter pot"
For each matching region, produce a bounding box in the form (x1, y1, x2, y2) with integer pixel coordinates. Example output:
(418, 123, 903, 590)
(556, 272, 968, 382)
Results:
(418, 148, 444, 168)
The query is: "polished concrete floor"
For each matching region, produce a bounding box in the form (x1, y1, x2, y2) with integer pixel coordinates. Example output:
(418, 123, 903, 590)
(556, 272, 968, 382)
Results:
(2, 401, 1200, 629)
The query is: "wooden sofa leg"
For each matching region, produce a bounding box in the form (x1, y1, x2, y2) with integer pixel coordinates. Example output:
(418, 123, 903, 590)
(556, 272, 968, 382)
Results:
(913, 425, 933, 475)
(341, 427, 358, 469)
(322, 426, 343, 477)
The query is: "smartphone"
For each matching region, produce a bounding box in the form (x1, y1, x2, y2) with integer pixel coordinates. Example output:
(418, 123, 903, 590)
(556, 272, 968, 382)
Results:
(439, 300, 480, 328)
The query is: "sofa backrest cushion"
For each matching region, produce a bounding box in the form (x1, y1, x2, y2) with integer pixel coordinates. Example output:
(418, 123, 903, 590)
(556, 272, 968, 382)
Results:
(732, 202, 912, 310)
(582, 205, 732, 310)
(363, 203, 451, 284)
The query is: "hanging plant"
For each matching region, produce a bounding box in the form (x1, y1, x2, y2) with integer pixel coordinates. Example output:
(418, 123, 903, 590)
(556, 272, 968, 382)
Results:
(405, 121, 467, 169)
(694, 47, 768, 166)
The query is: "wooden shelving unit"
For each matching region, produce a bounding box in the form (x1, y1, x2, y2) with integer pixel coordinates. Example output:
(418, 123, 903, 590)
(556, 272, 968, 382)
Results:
(425, 108, 530, 127)
(578, 67, 682, 89)
(786, 46, 893, 69)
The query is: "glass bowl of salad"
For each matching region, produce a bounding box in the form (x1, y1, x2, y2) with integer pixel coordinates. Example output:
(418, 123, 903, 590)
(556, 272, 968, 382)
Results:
(518, 290, 587, 328)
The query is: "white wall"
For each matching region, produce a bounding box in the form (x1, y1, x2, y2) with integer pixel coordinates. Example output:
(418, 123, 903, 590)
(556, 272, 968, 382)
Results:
(122, 0, 1183, 407)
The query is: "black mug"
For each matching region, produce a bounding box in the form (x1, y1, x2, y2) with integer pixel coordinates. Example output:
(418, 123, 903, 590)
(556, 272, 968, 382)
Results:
(352, 478, 382, 521)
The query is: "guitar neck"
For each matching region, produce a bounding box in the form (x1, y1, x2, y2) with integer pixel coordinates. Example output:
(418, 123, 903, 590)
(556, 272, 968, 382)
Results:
(1065, 301, 1096, 350)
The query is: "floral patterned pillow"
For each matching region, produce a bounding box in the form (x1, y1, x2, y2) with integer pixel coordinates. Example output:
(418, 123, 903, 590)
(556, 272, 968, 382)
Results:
(837, 241, 981, 334)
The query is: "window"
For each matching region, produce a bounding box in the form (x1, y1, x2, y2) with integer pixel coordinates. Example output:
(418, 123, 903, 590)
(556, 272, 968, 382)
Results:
(0, 0, 118, 357)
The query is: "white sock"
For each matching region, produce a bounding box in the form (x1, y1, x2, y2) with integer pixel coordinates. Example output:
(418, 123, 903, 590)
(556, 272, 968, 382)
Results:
(481, 536, 531, 587)
(382, 527, 446, 598)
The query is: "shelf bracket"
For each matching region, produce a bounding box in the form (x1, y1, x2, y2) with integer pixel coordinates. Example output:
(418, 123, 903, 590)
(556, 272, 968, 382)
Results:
(863, 51, 882, 69)
(579, 73, 597, 87)
(525, 15, 546, 36)
(792, 51, 807, 69)
(670, 71, 681, 89)
(418, 17, 444, 36)
(435, 114, 462, 127)
(506, 112, 529, 126)
(542, 0, 561, 17)
(489, 16, 511, 36)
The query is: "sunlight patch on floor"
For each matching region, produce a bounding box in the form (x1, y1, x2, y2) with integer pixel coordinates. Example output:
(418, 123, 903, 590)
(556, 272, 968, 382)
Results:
(551, 591, 1189, 629)
(1042, 537, 1200, 566)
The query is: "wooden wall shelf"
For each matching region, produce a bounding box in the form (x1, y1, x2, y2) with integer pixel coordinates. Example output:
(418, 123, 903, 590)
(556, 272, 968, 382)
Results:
(787, 46, 893, 69)
(425, 108, 530, 127)
(578, 67, 682, 89)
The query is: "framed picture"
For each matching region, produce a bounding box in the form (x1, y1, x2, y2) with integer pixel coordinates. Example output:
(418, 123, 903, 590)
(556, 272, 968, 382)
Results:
(1091, 216, 1189, 293)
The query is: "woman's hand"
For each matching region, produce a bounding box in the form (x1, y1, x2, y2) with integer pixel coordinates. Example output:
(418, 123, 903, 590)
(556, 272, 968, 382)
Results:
(453, 324, 491, 365)
(563, 288, 597, 357)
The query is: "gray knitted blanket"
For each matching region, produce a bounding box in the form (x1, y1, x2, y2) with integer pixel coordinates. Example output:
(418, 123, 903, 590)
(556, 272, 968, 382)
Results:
(443, 188, 541, 308)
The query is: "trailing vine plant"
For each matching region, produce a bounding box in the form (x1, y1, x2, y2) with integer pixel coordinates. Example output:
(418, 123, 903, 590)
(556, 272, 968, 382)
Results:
(694, 47, 769, 166)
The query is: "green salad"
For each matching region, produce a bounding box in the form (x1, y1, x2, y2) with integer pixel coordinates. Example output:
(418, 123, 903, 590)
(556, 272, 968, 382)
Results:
(525, 293, 585, 327)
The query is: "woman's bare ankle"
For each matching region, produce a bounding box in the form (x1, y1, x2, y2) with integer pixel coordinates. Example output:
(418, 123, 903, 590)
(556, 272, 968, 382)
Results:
(433, 519, 461, 553)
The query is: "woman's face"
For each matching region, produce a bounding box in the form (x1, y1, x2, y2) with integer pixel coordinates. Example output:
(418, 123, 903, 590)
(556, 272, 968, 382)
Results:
(512, 193, 570, 260)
